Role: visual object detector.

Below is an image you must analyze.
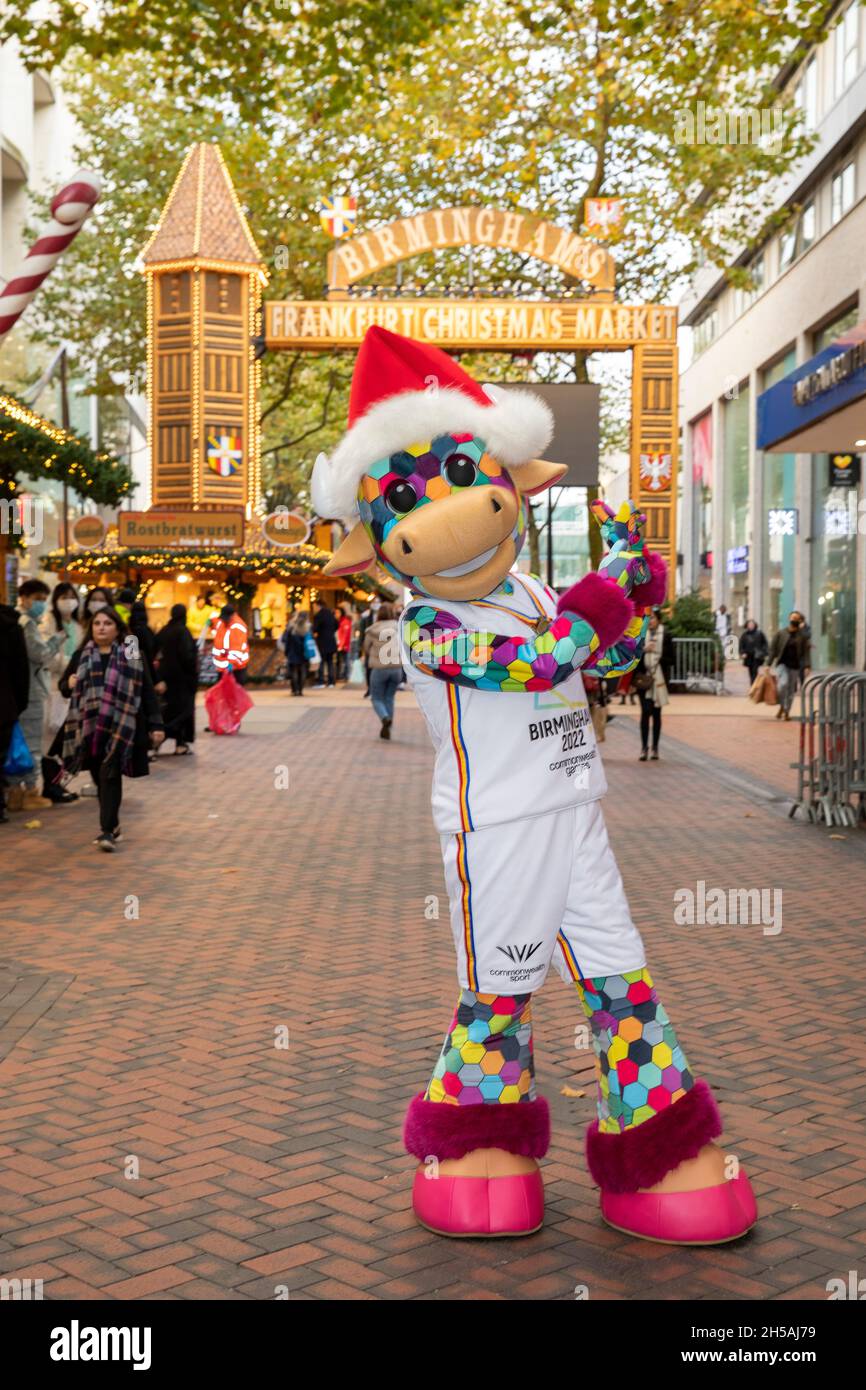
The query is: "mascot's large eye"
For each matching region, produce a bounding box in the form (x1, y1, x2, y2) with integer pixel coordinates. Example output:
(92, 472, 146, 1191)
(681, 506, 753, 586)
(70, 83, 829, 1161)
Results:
(384, 479, 418, 514)
(444, 454, 477, 487)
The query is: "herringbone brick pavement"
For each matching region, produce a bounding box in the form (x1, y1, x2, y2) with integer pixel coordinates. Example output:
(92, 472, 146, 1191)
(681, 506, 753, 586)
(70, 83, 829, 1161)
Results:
(1, 686, 864, 1300)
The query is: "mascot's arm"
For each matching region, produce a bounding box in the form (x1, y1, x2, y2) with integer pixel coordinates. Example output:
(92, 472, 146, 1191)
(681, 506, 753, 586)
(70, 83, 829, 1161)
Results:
(403, 602, 601, 692)
(570, 499, 668, 679)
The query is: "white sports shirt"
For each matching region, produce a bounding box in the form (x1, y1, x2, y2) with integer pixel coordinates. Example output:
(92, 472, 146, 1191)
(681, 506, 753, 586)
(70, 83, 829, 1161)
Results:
(400, 572, 607, 833)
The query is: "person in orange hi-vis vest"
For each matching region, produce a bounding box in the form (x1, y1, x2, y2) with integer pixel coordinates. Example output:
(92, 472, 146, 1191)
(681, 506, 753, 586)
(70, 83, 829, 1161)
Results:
(211, 604, 250, 685)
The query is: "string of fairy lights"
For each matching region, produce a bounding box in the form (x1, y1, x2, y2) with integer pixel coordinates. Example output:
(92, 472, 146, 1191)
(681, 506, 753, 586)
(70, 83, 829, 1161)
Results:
(0, 394, 133, 504)
(40, 543, 387, 602)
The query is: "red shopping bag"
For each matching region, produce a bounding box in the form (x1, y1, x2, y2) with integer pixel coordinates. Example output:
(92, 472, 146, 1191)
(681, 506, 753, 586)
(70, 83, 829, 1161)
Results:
(205, 670, 254, 735)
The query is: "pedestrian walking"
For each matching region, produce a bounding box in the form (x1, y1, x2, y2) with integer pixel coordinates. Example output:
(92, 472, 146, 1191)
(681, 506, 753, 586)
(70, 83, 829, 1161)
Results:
(9, 579, 66, 811)
(60, 606, 164, 850)
(41, 581, 84, 804)
(714, 603, 731, 639)
(0, 599, 29, 823)
(358, 596, 382, 697)
(211, 604, 250, 684)
(281, 607, 310, 696)
(634, 610, 673, 761)
(336, 602, 354, 682)
(739, 618, 768, 688)
(768, 612, 811, 720)
(362, 602, 403, 739)
(153, 604, 199, 752)
(82, 586, 113, 623)
(129, 599, 157, 680)
(312, 599, 338, 687)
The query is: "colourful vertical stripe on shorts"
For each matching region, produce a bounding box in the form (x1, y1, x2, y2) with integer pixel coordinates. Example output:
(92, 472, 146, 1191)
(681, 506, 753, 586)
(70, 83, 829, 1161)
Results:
(557, 931, 583, 982)
(446, 683, 474, 830)
(455, 832, 478, 991)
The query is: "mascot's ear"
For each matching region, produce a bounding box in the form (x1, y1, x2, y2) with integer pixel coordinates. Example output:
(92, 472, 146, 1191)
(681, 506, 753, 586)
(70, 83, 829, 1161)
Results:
(322, 521, 377, 576)
(513, 458, 568, 496)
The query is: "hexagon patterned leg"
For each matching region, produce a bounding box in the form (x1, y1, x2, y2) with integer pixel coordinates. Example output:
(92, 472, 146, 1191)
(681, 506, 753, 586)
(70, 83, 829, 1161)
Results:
(403, 990, 549, 1237)
(575, 969, 757, 1244)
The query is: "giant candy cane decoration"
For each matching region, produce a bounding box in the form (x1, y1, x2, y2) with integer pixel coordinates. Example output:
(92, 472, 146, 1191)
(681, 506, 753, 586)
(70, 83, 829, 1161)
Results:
(0, 170, 101, 341)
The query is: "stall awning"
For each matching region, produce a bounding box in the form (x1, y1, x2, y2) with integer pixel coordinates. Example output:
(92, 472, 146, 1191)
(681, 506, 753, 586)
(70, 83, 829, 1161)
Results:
(757, 321, 866, 453)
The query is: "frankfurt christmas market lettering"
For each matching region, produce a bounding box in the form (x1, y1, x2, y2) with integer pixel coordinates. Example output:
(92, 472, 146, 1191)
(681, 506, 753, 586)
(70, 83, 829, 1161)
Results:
(265, 300, 678, 351)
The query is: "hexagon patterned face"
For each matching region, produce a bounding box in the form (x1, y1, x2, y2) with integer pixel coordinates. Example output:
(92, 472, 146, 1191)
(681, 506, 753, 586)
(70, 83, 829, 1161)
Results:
(426, 990, 535, 1105)
(577, 969, 694, 1134)
(357, 432, 525, 586)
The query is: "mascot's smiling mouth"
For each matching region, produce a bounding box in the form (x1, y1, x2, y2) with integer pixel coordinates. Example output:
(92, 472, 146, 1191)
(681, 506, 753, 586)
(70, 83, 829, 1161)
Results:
(436, 544, 500, 578)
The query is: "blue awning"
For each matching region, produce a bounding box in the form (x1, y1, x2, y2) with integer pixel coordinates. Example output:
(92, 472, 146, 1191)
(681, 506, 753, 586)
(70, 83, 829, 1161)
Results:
(757, 321, 866, 453)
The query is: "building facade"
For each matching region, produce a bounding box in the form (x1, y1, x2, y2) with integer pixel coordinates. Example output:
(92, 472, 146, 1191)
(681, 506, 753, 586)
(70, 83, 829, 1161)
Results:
(0, 39, 148, 591)
(679, 1, 866, 669)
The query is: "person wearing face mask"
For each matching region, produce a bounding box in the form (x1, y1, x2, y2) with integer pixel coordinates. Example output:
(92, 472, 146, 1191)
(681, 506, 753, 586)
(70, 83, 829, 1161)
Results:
(40, 583, 84, 804)
(9, 580, 65, 812)
(82, 586, 114, 624)
(60, 605, 165, 850)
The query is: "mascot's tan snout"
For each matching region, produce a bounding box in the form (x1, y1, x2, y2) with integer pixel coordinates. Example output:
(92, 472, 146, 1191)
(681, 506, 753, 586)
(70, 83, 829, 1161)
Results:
(381, 484, 519, 594)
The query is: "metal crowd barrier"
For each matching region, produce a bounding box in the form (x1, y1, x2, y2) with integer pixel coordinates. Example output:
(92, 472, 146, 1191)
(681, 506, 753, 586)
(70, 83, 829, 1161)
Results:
(790, 671, 866, 826)
(670, 637, 725, 695)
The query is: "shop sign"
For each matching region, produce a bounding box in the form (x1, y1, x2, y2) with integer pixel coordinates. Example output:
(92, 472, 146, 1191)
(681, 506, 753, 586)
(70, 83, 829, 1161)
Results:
(262, 510, 311, 547)
(829, 453, 860, 488)
(117, 509, 244, 548)
(72, 514, 107, 548)
(726, 545, 749, 574)
(767, 508, 798, 537)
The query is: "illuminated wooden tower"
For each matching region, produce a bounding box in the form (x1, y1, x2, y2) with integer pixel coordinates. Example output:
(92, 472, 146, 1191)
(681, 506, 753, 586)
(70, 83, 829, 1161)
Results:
(141, 143, 266, 512)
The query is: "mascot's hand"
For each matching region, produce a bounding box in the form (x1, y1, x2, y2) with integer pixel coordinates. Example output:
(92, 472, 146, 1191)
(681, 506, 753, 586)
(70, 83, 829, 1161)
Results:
(590, 497, 651, 597)
(557, 572, 635, 653)
(629, 549, 668, 611)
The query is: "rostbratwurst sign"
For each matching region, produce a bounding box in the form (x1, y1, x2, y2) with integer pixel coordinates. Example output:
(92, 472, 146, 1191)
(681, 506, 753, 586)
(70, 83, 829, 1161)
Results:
(117, 509, 244, 548)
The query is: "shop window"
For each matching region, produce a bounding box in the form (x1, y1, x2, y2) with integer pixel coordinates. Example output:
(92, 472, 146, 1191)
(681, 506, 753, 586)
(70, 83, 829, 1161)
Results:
(834, 2, 860, 99)
(811, 464, 858, 668)
(795, 55, 819, 130)
(813, 302, 860, 352)
(693, 307, 718, 356)
(831, 160, 856, 224)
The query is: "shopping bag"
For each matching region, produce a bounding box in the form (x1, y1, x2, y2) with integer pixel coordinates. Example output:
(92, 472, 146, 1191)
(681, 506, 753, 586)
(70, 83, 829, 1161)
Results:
(748, 670, 767, 703)
(348, 657, 365, 685)
(2, 721, 35, 778)
(204, 671, 254, 735)
(764, 668, 780, 706)
(304, 632, 320, 668)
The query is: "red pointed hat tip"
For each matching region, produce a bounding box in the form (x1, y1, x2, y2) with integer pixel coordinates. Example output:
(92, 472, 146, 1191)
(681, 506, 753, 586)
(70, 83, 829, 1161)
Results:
(347, 325, 491, 426)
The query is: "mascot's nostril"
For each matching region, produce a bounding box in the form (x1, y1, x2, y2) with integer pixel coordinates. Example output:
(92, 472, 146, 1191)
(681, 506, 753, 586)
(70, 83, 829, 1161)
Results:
(401, 537, 413, 556)
(491, 495, 502, 514)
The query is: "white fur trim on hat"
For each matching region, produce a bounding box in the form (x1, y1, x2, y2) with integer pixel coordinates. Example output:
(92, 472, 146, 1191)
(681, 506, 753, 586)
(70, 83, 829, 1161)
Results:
(310, 384, 554, 519)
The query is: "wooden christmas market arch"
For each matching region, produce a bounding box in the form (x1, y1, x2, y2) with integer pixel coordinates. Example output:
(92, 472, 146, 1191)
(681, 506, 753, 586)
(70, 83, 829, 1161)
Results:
(141, 148, 677, 588)
(264, 206, 679, 586)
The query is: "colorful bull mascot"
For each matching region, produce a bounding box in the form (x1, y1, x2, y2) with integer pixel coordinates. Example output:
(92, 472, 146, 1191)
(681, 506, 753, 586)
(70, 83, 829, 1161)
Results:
(313, 326, 757, 1243)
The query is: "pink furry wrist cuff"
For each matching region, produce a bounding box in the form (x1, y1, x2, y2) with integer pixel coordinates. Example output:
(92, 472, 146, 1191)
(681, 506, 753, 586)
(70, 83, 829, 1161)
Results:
(585, 1079, 722, 1193)
(630, 549, 667, 609)
(557, 570, 635, 651)
(404, 1093, 551, 1162)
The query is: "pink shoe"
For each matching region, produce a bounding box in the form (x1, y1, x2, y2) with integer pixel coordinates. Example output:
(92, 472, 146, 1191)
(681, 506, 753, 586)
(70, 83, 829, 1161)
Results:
(412, 1167, 545, 1238)
(600, 1170, 757, 1245)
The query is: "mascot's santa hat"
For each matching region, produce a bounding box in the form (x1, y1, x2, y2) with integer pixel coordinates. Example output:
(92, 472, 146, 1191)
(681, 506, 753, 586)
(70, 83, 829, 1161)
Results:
(310, 326, 554, 520)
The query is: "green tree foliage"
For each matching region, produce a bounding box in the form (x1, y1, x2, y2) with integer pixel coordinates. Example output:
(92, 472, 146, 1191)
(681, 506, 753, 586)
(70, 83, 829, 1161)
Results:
(11, 1, 831, 513)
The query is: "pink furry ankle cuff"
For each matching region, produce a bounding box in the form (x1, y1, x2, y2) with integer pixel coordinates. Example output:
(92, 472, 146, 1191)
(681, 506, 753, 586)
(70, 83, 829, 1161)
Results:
(404, 1093, 551, 1162)
(585, 1079, 722, 1193)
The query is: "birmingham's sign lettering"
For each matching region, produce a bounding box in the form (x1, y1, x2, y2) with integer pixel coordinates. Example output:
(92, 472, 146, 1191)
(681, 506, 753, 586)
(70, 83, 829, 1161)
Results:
(327, 207, 614, 291)
(265, 299, 677, 351)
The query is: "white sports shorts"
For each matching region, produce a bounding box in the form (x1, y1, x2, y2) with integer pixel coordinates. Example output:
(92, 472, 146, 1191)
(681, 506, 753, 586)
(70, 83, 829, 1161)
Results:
(440, 799, 646, 993)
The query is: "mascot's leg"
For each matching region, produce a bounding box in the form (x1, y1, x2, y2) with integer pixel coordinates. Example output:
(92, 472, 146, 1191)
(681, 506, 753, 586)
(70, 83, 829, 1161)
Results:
(554, 801, 757, 1245)
(405, 991, 547, 1237)
(404, 812, 575, 1238)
